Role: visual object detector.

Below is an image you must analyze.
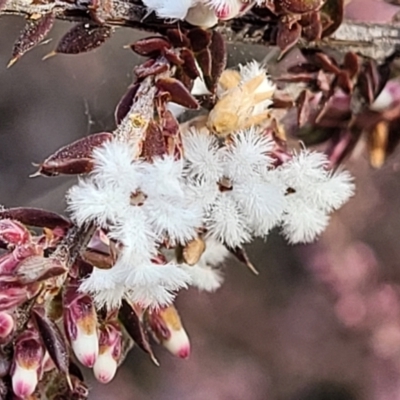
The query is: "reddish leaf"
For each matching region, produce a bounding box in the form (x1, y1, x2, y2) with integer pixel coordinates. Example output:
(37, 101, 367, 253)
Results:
(130, 36, 171, 57)
(32, 308, 70, 374)
(118, 300, 159, 365)
(56, 23, 112, 55)
(187, 28, 212, 52)
(34, 132, 112, 177)
(166, 29, 190, 48)
(276, 20, 302, 55)
(0, 207, 71, 229)
(156, 77, 199, 109)
(142, 121, 167, 160)
(181, 48, 200, 80)
(134, 59, 169, 79)
(8, 13, 55, 67)
(206, 31, 227, 92)
(196, 48, 212, 77)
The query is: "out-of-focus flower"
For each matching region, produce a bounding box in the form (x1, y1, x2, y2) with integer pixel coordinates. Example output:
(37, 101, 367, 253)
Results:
(11, 328, 44, 398)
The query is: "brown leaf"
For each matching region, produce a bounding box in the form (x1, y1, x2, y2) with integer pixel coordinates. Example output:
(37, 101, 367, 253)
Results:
(142, 121, 167, 160)
(32, 308, 70, 374)
(34, 132, 112, 177)
(130, 36, 171, 57)
(181, 48, 200, 80)
(187, 28, 212, 52)
(196, 48, 212, 78)
(55, 23, 112, 55)
(134, 59, 169, 79)
(0, 207, 71, 230)
(205, 31, 227, 92)
(156, 77, 199, 109)
(118, 300, 159, 365)
(8, 13, 55, 67)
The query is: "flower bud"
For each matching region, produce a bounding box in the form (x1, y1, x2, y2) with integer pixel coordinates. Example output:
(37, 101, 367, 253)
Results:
(64, 287, 99, 368)
(0, 283, 29, 311)
(93, 322, 122, 384)
(0, 312, 14, 340)
(148, 305, 190, 359)
(0, 219, 30, 246)
(11, 329, 44, 398)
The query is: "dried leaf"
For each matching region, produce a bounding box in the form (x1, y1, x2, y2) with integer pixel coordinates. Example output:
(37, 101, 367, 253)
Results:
(142, 121, 167, 160)
(276, 20, 302, 56)
(118, 300, 159, 365)
(8, 13, 55, 67)
(187, 28, 212, 52)
(55, 23, 112, 55)
(32, 308, 70, 374)
(134, 59, 169, 79)
(181, 48, 200, 80)
(34, 132, 112, 177)
(0, 207, 71, 229)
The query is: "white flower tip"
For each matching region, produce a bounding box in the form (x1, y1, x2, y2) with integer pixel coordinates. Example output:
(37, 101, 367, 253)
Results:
(12, 364, 38, 398)
(72, 329, 99, 368)
(163, 328, 191, 359)
(93, 350, 118, 384)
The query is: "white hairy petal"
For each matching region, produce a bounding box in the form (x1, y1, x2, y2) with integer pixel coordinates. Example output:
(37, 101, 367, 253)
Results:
(282, 200, 330, 244)
(67, 178, 129, 227)
(182, 129, 223, 182)
(183, 264, 223, 292)
(223, 128, 275, 181)
(206, 193, 252, 248)
(313, 169, 355, 212)
(92, 140, 139, 189)
(232, 179, 286, 236)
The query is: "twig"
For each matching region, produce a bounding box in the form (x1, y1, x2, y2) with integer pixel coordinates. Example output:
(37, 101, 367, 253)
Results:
(2, 0, 400, 59)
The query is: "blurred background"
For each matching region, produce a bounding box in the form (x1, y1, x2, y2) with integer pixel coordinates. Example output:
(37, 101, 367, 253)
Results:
(2, 1, 400, 399)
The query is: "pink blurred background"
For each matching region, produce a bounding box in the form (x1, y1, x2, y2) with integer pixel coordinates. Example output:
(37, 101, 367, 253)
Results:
(2, 1, 400, 399)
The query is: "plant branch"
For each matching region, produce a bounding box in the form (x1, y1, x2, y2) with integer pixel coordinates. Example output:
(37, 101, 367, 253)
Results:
(2, 0, 400, 59)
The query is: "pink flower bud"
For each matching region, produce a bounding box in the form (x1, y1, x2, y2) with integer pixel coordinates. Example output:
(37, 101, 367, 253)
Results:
(0, 219, 30, 246)
(0, 245, 36, 275)
(11, 329, 44, 398)
(93, 322, 122, 384)
(0, 284, 29, 311)
(148, 305, 190, 359)
(0, 312, 14, 339)
(64, 287, 99, 367)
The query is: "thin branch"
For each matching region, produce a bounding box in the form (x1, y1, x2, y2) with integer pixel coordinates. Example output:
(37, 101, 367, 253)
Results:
(2, 0, 400, 59)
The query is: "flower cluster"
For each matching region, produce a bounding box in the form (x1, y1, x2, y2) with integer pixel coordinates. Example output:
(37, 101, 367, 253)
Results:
(65, 60, 355, 312)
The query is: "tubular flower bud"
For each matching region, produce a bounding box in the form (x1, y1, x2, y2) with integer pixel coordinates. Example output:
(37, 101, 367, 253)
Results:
(0, 312, 14, 340)
(11, 329, 44, 399)
(93, 322, 122, 384)
(64, 287, 99, 368)
(148, 305, 190, 359)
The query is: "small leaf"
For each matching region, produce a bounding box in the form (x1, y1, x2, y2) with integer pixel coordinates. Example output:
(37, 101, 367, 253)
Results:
(276, 20, 302, 56)
(134, 59, 169, 79)
(8, 13, 55, 67)
(0, 207, 71, 229)
(142, 121, 167, 160)
(55, 23, 112, 55)
(119, 300, 159, 365)
(206, 31, 227, 92)
(34, 132, 112, 177)
(187, 28, 212, 52)
(32, 308, 70, 374)
(130, 36, 171, 57)
(156, 77, 199, 109)
(181, 48, 200, 80)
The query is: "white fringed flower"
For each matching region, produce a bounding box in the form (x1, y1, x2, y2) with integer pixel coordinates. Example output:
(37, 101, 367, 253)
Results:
(222, 128, 274, 180)
(183, 129, 223, 182)
(277, 150, 355, 243)
(204, 0, 242, 19)
(206, 193, 252, 247)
